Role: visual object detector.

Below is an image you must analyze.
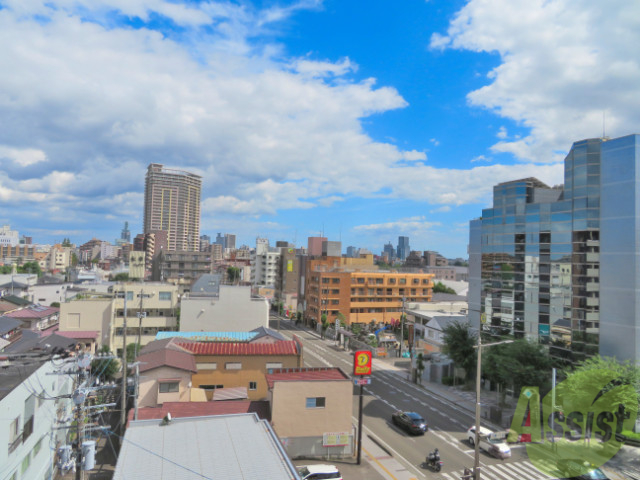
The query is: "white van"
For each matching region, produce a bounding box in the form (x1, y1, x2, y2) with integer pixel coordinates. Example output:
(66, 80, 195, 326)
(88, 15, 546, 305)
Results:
(297, 464, 343, 480)
(467, 426, 511, 459)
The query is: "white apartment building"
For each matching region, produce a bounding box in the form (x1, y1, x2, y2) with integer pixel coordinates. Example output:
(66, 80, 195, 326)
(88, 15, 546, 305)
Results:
(0, 225, 19, 247)
(250, 238, 280, 287)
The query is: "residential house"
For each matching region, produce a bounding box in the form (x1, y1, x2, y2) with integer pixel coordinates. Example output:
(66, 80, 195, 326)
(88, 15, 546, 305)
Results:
(180, 337, 303, 401)
(266, 367, 353, 459)
(6, 305, 60, 333)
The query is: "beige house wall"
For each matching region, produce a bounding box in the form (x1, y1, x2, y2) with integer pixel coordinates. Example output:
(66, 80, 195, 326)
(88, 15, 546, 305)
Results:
(59, 299, 112, 347)
(270, 380, 352, 438)
(110, 283, 179, 353)
(191, 353, 302, 401)
(138, 366, 192, 408)
(181, 285, 269, 332)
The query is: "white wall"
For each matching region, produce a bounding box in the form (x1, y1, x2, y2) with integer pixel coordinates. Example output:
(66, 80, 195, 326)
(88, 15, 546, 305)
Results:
(181, 285, 269, 332)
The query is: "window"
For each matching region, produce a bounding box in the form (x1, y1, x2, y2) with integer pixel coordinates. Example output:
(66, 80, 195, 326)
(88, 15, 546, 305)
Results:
(332, 278, 340, 284)
(34, 437, 43, 457)
(9, 416, 20, 442)
(249, 382, 257, 391)
(158, 382, 179, 393)
(306, 397, 326, 408)
(126, 291, 133, 301)
(200, 385, 224, 394)
(266, 362, 283, 370)
(21, 453, 30, 474)
(196, 362, 217, 370)
(159, 291, 171, 301)
(225, 362, 242, 370)
(399, 278, 406, 284)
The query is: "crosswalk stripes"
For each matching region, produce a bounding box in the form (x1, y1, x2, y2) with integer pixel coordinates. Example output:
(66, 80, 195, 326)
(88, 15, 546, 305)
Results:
(437, 460, 557, 480)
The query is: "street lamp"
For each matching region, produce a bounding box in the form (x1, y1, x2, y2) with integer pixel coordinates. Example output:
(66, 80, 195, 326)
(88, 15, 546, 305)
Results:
(472, 337, 513, 480)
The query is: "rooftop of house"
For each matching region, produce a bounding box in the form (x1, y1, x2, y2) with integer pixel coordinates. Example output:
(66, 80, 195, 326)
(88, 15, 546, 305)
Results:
(130, 400, 271, 424)
(137, 348, 197, 374)
(114, 414, 296, 480)
(0, 355, 49, 401)
(155, 331, 258, 342)
(178, 338, 300, 356)
(0, 294, 31, 306)
(6, 305, 59, 319)
(265, 367, 349, 389)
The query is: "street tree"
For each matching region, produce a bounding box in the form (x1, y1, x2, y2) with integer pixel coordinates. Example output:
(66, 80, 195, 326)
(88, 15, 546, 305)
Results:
(442, 320, 477, 381)
(227, 266, 241, 284)
(557, 355, 640, 417)
(483, 339, 553, 404)
(321, 313, 329, 339)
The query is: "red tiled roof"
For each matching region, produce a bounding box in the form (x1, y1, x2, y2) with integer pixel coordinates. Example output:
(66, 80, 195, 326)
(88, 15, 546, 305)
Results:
(178, 339, 299, 356)
(7, 306, 59, 319)
(265, 367, 349, 389)
(138, 349, 197, 373)
(57, 331, 99, 339)
(129, 400, 271, 425)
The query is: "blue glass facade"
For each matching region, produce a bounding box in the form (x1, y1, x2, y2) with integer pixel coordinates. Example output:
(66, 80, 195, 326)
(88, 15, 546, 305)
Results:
(470, 134, 640, 364)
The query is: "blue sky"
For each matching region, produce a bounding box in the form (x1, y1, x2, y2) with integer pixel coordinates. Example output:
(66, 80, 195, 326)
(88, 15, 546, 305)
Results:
(1, 0, 639, 258)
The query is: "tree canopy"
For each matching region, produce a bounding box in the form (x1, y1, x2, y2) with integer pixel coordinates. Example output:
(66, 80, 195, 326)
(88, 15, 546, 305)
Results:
(483, 339, 553, 397)
(442, 320, 477, 380)
(90, 345, 120, 381)
(432, 281, 456, 294)
(227, 266, 241, 284)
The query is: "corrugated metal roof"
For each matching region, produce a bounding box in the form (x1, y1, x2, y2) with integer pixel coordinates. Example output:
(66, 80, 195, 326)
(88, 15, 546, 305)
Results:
(213, 386, 248, 401)
(178, 340, 299, 356)
(156, 331, 258, 342)
(114, 414, 298, 480)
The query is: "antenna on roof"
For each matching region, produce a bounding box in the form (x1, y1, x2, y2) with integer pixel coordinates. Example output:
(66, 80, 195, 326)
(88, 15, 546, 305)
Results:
(602, 111, 606, 139)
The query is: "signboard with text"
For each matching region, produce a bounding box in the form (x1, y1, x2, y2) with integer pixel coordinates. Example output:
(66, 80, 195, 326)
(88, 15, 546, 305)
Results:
(353, 350, 372, 376)
(323, 432, 350, 447)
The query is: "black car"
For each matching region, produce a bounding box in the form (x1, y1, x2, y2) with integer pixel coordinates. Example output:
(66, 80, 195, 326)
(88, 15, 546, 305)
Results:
(391, 411, 428, 435)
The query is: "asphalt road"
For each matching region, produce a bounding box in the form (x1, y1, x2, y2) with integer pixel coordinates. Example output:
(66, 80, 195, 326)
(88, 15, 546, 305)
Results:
(273, 316, 571, 480)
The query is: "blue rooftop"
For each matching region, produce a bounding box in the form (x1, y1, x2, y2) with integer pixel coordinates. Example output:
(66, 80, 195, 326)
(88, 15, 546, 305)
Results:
(155, 331, 258, 342)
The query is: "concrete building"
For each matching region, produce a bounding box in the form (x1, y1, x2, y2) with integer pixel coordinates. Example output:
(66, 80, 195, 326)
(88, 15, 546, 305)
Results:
(144, 163, 202, 252)
(266, 367, 353, 458)
(0, 358, 73, 480)
(307, 236, 327, 257)
(0, 225, 19, 247)
(158, 250, 212, 283)
(250, 238, 281, 287)
(181, 284, 269, 332)
(303, 256, 434, 327)
(322, 240, 341, 257)
(58, 283, 179, 356)
(469, 134, 640, 364)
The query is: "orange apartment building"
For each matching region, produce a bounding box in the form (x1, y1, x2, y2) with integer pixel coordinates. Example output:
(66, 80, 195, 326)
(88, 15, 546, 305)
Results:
(303, 256, 434, 326)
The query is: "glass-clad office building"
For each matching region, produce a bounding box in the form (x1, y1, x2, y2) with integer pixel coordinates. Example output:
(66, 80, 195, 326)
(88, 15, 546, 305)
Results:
(469, 134, 640, 364)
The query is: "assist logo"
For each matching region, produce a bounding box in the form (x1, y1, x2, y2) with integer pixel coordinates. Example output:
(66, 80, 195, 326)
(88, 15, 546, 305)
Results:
(510, 370, 637, 477)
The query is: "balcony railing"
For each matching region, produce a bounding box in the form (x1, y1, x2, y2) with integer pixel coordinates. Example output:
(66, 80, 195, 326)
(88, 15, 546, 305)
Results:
(8, 432, 23, 454)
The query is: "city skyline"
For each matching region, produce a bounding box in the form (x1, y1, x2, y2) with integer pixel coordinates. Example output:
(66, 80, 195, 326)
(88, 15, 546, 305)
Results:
(1, 1, 639, 258)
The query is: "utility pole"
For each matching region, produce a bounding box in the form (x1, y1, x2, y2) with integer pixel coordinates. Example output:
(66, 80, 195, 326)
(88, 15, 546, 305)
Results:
(399, 297, 405, 358)
(119, 288, 128, 433)
(135, 289, 152, 359)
